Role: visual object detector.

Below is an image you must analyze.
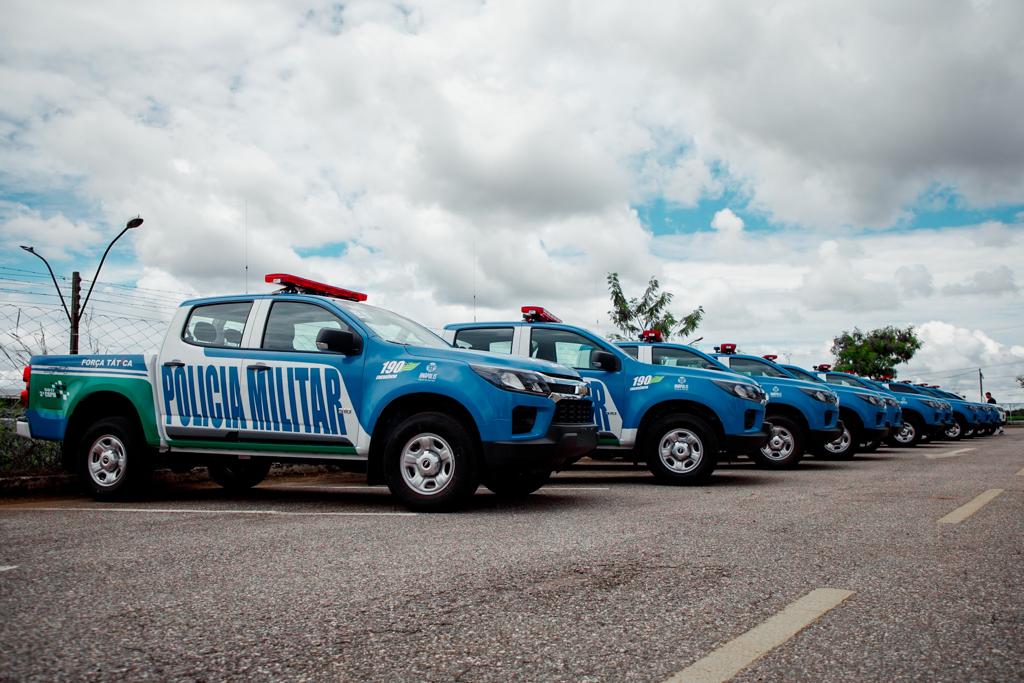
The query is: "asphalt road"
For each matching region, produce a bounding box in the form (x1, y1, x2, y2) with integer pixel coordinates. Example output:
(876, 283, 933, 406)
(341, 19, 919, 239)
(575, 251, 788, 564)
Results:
(1, 432, 1021, 682)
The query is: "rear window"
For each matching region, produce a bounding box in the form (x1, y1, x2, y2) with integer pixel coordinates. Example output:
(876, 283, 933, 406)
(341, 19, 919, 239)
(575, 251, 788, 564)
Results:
(182, 301, 252, 348)
(453, 327, 514, 355)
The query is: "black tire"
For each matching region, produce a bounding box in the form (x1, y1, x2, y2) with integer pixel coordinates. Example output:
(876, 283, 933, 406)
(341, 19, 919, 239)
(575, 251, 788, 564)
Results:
(384, 412, 480, 511)
(819, 420, 859, 460)
(78, 416, 152, 499)
(963, 424, 976, 438)
(860, 440, 880, 453)
(643, 414, 718, 484)
(889, 414, 923, 447)
(208, 459, 272, 491)
(944, 417, 965, 441)
(484, 469, 551, 498)
(750, 416, 804, 468)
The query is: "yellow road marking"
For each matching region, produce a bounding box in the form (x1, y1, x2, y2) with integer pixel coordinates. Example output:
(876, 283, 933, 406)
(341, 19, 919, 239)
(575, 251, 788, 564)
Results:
(664, 588, 855, 683)
(938, 489, 1004, 524)
(925, 448, 975, 460)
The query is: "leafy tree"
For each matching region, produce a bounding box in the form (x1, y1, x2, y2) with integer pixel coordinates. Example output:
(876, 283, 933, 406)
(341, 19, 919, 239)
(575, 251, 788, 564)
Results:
(1016, 375, 1023, 388)
(830, 326, 922, 378)
(606, 272, 704, 341)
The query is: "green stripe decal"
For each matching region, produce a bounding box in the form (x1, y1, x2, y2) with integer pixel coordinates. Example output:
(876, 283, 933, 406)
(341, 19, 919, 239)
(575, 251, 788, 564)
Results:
(166, 439, 358, 455)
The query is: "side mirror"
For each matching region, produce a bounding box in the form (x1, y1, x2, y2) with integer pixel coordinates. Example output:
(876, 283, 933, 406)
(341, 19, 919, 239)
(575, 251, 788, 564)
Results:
(591, 350, 620, 372)
(316, 328, 362, 356)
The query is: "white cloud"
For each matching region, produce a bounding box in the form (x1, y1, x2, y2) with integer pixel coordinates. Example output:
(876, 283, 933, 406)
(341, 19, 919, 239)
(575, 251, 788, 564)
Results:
(942, 265, 1019, 296)
(895, 264, 935, 297)
(710, 208, 744, 237)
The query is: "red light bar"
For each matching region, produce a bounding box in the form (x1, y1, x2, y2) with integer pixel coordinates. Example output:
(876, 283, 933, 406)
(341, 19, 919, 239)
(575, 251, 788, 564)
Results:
(815, 363, 832, 371)
(521, 306, 562, 323)
(763, 354, 778, 361)
(719, 343, 736, 354)
(265, 273, 367, 302)
(641, 329, 663, 343)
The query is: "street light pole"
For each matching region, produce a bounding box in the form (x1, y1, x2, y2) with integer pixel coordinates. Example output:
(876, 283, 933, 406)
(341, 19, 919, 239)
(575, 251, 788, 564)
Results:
(19, 216, 143, 355)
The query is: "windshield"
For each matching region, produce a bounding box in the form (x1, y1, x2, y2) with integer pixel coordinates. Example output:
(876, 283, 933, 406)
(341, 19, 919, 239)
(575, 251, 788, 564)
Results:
(727, 356, 790, 378)
(337, 301, 450, 348)
(785, 366, 823, 383)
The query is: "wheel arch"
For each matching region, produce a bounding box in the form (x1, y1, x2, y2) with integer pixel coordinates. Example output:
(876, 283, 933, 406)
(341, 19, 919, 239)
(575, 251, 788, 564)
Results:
(764, 403, 810, 435)
(62, 391, 147, 471)
(366, 392, 481, 485)
(636, 399, 725, 451)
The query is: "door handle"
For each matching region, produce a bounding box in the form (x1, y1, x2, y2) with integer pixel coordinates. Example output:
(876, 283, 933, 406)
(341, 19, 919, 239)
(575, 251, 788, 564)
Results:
(163, 360, 185, 368)
(247, 363, 271, 372)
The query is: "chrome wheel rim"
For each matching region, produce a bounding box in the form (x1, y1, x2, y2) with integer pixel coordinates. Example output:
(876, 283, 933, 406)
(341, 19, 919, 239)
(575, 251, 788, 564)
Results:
(825, 425, 852, 454)
(400, 433, 455, 495)
(88, 435, 126, 488)
(894, 421, 915, 444)
(760, 425, 795, 461)
(945, 422, 961, 438)
(658, 428, 703, 474)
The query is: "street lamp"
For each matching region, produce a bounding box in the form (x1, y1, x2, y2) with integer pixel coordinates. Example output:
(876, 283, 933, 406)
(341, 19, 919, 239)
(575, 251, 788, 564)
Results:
(19, 216, 144, 354)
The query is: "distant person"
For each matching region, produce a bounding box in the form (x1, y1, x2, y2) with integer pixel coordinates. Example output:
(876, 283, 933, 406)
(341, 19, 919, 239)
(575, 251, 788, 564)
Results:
(985, 392, 997, 404)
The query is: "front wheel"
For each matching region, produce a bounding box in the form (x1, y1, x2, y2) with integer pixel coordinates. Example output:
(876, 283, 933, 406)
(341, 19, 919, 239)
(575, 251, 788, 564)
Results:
(484, 469, 551, 498)
(208, 459, 272, 491)
(888, 415, 923, 447)
(644, 414, 718, 484)
(750, 417, 804, 468)
(821, 421, 858, 460)
(79, 416, 152, 499)
(384, 412, 480, 511)
(944, 418, 963, 441)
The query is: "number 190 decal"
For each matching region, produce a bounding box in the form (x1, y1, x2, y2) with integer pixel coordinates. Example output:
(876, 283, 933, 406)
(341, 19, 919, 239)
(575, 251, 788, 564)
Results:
(630, 374, 664, 391)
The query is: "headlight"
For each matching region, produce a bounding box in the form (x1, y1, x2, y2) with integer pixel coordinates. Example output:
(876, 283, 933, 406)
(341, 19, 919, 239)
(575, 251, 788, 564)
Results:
(855, 392, 884, 407)
(921, 399, 942, 409)
(470, 364, 550, 395)
(800, 387, 838, 404)
(712, 379, 766, 403)
(885, 398, 899, 408)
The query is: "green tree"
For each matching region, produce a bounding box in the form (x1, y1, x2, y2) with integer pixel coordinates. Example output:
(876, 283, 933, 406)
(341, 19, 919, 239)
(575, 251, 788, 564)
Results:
(606, 272, 704, 341)
(830, 326, 922, 378)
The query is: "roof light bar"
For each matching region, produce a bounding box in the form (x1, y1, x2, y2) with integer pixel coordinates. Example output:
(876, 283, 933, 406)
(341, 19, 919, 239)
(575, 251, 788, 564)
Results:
(640, 329, 663, 343)
(719, 343, 737, 355)
(521, 306, 562, 323)
(265, 273, 367, 302)
(814, 363, 832, 371)
(763, 354, 778, 361)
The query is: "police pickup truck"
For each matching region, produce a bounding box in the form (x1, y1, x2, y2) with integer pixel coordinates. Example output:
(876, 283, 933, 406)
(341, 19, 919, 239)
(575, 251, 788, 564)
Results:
(443, 310, 770, 484)
(17, 274, 597, 511)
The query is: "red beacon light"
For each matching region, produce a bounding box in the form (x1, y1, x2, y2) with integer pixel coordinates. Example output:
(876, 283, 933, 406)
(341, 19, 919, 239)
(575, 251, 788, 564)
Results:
(814, 363, 832, 371)
(718, 343, 737, 355)
(265, 273, 367, 302)
(640, 329, 663, 343)
(521, 306, 562, 323)
(763, 354, 778, 361)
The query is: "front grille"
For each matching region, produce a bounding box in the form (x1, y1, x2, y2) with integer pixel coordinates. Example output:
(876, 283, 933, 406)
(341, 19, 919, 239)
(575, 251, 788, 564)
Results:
(553, 399, 594, 424)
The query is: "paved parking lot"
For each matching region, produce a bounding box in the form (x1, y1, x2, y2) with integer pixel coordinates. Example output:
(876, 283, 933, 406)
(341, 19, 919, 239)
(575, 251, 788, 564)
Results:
(1, 433, 1021, 682)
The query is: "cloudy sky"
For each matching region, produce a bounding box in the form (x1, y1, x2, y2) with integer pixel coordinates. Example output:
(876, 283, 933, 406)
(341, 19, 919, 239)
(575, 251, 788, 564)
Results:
(1, 0, 1022, 399)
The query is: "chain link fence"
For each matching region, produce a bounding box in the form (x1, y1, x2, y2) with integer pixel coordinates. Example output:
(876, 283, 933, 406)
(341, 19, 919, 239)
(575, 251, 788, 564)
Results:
(0, 303, 169, 395)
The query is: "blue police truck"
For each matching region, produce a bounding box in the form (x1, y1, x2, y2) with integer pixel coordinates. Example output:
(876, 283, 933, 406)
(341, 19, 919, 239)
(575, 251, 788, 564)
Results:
(778, 363, 891, 459)
(443, 310, 771, 484)
(708, 346, 842, 466)
(913, 385, 983, 440)
(18, 274, 598, 511)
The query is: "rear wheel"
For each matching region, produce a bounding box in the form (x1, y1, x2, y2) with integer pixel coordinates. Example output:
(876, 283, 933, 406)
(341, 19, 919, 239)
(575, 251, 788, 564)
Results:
(208, 459, 272, 491)
(750, 417, 804, 468)
(384, 412, 479, 511)
(644, 414, 718, 484)
(484, 469, 551, 498)
(79, 416, 152, 499)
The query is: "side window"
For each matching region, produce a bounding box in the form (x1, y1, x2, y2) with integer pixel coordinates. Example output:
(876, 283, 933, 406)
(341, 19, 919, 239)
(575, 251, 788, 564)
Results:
(529, 328, 602, 370)
(183, 301, 252, 348)
(619, 346, 639, 359)
(262, 302, 352, 352)
(653, 347, 716, 370)
(453, 327, 514, 355)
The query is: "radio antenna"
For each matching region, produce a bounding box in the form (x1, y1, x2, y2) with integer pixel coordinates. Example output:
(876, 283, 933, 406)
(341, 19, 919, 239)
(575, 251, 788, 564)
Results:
(244, 200, 249, 294)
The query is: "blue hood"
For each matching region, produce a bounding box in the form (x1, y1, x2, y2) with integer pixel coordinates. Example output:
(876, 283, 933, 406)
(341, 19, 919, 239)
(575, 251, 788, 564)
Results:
(404, 344, 581, 379)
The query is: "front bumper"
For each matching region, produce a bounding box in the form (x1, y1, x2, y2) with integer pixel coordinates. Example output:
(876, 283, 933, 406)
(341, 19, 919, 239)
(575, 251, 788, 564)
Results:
(725, 421, 773, 453)
(15, 419, 31, 439)
(481, 423, 597, 473)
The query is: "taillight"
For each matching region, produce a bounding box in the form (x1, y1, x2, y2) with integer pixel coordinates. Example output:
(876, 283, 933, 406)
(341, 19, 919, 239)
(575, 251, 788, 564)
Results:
(20, 366, 30, 408)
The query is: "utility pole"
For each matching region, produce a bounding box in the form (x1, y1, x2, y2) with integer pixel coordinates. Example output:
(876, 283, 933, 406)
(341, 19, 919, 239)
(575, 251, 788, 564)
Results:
(70, 272, 81, 355)
(978, 368, 984, 402)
